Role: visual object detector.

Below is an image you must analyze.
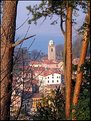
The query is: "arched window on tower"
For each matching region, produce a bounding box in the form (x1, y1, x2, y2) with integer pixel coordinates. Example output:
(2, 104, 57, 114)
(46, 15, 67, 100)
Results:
(51, 48, 53, 52)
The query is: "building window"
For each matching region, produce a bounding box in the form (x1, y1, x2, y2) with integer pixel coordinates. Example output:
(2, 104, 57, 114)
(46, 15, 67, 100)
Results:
(48, 77, 49, 79)
(57, 80, 59, 82)
(48, 80, 49, 83)
(51, 48, 53, 52)
(52, 76, 54, 78)
(52, 80, 54, 83)
(57, 76, 58, 78)
(59, 76, 60, 78)
(52, 74, 54, 77)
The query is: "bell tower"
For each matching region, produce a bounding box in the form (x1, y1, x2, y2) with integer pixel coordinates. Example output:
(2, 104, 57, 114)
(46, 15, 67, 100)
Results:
(48, 40, 56, 61)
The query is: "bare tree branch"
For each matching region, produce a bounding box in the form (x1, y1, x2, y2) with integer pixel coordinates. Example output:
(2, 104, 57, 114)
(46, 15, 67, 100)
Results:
(15, 50, 25, 120)
(0, 49, 45, 100)
(12, 35, 36, 47)
(60, 15, 65, 36)
(16, 17, 29, 30)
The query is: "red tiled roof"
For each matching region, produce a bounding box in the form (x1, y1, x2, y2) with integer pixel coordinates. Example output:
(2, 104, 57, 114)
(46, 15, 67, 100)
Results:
(31, 80, 39, 84)
(30, 59, 58, 65)
(32, 67, 45, 75)
(32, 67, 45, 71)
(40, 69, 63, 76)
(45, 84, 61, 88)
(42, 59, 58, 64)
(30, 61, 42, 65)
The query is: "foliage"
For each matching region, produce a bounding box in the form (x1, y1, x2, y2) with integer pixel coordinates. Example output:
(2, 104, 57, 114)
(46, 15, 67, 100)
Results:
(80, 58, 90, 82)
(76, 88, 90, 120)
(26, 0, 86, 25)
(77, 1, 90, 35)
(33, 87, 65, 120)
(71, 58, 90, 120)
(72, 64, 78, 72)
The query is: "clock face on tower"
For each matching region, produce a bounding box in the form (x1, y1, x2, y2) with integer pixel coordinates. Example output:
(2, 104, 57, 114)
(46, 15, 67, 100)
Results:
(49, 40, 54, 46)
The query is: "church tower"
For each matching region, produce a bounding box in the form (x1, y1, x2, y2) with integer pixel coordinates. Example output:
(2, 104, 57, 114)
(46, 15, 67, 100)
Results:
(48, 40, 56, 61)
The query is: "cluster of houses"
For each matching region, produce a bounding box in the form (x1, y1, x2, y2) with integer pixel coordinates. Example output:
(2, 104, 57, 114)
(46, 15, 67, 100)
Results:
(10, 40, 80, 117)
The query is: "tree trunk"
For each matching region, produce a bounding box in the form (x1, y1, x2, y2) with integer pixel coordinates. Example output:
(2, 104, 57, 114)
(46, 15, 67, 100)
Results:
(0, 1, 18, 120)
(63, 19, 67, 85)
(72, 2, 90, 120)
(65, 4, 72, 120)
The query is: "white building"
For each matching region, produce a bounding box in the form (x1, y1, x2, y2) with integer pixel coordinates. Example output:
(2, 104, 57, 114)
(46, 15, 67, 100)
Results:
(44, 73, 62, 85)
(38, 70, 64, 93)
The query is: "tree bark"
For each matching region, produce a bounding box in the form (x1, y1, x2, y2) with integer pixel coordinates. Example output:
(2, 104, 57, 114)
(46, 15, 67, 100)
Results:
(0, 1, 18, 120)
(65, 4, 72, 120)
(72, 2, 90, 120)
(63, 20, 67, 85)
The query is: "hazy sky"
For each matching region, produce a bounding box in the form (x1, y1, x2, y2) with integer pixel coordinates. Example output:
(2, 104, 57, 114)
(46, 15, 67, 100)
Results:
(16, 1, 85, 54)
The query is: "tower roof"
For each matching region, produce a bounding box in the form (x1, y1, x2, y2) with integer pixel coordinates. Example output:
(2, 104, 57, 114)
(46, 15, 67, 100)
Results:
(49, 40, 54, 46)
